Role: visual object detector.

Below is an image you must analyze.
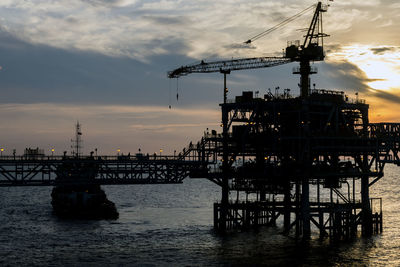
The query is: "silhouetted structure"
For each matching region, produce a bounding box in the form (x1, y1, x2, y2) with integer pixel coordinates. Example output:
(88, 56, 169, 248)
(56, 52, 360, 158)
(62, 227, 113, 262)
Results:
(165, 1, 398, 239)
(201, 90, 392, 239)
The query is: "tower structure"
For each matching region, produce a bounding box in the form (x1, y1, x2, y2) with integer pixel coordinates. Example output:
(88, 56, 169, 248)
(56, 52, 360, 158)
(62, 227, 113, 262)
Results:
(208, 89, 381, 238)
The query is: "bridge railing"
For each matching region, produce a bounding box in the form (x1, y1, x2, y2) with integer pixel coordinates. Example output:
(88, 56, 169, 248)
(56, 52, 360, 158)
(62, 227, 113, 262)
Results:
(0, 154, 206, 162)
(369, 123, 400, 138)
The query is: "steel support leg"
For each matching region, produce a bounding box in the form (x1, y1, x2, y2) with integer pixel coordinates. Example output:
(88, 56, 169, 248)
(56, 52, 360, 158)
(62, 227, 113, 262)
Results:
(302, 179, 311, 238)
(284, 187, 291, 232)
(361, 174, 372, 236)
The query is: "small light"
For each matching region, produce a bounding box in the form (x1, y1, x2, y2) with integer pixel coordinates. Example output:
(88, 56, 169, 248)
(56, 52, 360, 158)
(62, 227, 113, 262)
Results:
(117, 149, 121, 152)
(264, 156, 268, 160)
(51, 148, 55, 152)
(160, 149, 163, 153)
(1, 148, 4, 152)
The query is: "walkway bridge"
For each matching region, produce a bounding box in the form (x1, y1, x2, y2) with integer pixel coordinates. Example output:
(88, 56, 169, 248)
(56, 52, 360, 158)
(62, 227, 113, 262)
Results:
(0, 134, 218, 187)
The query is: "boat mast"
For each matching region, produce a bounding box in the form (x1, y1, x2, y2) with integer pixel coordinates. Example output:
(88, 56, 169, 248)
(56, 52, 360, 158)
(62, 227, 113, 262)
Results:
(71, 121, 83, 157)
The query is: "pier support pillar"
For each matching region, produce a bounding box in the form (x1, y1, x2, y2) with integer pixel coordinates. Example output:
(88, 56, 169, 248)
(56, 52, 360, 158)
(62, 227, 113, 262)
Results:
(220, 101, 229, 233)
(319, 211, 324, 238)
(283, 186, 291, 232)
(301, 179, 311, 238)
(260, 190, 266, 201)
(295, 182, 301, 237)
(361, 174, 372, 236)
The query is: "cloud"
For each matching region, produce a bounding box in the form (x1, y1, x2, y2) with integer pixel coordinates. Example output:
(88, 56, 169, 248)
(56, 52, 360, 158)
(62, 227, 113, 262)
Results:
(129, 123, 215, 132)
(0, 103, 220, 154)
(367, 89, 400, 103)
(224, 43, 257, 50)
(142, 15, 189, 25)
(0, 0, 398, 62)
(334, 0, 381, 7)
(324, 43, 343, 54)
(0, 0, 360, 62)
(318, 59, 370, 91)
(0, 0, 396, 66)
(0, 29, 220, 107)
(83, 0, 138, 8)
(321, 58, 400, 104)
(370, 47, 396, 55)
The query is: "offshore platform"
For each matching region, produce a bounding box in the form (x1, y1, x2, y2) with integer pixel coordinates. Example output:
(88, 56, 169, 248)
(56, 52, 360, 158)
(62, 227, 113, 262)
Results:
(167, 1, 399, 239)
(0, 2, 399, 239)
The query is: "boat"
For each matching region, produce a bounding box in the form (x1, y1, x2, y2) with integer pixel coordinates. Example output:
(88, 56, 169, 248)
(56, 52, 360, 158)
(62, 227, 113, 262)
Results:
(51, 122, 119, 219)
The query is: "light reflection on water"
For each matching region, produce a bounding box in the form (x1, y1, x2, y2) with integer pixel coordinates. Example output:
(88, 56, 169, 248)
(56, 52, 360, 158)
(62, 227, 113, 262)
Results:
(0, 165, 400, 266)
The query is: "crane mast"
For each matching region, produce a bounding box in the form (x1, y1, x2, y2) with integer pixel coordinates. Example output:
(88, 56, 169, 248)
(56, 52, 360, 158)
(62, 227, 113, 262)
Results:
(167, 1, 328, 99)
(285, 1, 328, 97)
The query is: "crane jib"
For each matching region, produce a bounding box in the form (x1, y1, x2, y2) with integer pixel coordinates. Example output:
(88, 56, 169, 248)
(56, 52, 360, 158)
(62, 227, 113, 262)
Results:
(167, 57, 292, 79)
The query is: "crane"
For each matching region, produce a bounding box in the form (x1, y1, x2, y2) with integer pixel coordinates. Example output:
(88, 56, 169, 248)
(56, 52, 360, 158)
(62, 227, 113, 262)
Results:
(168, 57, 292, 103)
(168, 1, 329, 102)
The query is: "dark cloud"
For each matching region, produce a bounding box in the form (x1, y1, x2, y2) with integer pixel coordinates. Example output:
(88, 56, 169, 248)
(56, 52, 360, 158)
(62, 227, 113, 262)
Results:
(65, 16, 81, 25)
(82, 0, 128, 7)
(370, 47, 396, 55)
(143, 15, 189, 25)
(370, 89, 400, 103)
(317, 59, 370, 92)
(3, 27, 399, 109)
(316, 59, 400, 104)
(0, 30, 190, 105)
(324, 43, 343, 54)
(0, 29, 235, 108)
(224, 43, 257, 50)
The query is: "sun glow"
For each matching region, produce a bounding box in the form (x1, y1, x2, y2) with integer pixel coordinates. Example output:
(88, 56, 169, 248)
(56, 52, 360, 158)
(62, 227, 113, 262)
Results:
(330, 45, 400, 90)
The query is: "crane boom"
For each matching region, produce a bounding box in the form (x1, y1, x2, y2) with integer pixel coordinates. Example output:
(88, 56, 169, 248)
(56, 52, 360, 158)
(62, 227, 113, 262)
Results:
(167, 57, 292, 79)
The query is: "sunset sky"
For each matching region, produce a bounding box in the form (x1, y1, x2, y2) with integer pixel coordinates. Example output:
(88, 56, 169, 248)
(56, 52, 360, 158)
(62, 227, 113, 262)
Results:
(0, 0, 399, 155)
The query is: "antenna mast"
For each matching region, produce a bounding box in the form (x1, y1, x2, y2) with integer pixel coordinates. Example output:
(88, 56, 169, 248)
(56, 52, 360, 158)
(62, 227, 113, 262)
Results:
(71, 121, 83, 157)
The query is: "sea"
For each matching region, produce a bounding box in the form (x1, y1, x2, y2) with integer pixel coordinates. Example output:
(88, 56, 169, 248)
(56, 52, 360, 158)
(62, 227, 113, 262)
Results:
(1, 164, 400, 266)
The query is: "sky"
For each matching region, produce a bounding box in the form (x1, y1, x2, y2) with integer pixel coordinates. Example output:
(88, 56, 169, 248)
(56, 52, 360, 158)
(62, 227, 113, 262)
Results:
(0, 0, 399, 155)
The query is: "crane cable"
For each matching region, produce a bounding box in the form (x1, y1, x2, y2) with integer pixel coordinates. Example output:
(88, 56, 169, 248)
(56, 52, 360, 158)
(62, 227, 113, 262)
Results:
(244, 3, 316, 44)
(168, 78, 172, 109)
(176, 78, 179, 101)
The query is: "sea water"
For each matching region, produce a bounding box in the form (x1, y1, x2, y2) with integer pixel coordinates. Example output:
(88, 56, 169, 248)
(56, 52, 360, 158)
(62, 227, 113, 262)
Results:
(1, 164, 400, 266)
